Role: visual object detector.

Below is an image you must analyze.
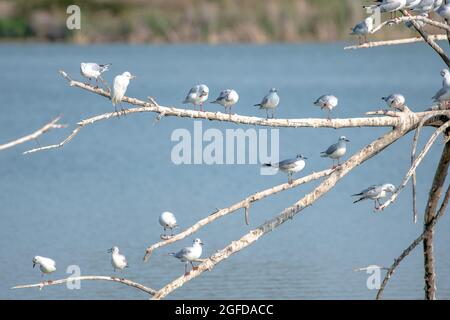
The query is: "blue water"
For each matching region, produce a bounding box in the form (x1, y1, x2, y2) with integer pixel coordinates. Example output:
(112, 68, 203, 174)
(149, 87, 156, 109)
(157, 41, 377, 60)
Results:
(0, 43, 449, 300)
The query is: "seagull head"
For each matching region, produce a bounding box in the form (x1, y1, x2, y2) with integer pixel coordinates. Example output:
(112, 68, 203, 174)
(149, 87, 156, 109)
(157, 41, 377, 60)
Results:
(441, 69, 450, 77)
(270, 88, 277, 93)
(296, 154, 307, 160)
(383, 184, 396, 193)
(122, 72, 136, 80)
(339, 136, 350, 142)
(32, 256, 40, 268)
(193, 238, 204, 246)
(108, 246, 119, 254)
(199, 84, 209, 97)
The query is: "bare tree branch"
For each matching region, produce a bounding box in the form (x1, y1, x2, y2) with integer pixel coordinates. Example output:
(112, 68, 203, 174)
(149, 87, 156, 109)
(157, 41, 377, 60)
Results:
(344, 35, 448, 50)
(12, 275, 156, 295)
(0, 116, 66, 151)
(376, 182, 450, 300)
(378, 121, 450, 211)
(143, 169, 332, 262)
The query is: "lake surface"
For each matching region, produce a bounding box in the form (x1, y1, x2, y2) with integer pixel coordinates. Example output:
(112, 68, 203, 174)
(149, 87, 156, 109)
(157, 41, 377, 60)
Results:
(0, 43, 449, 300)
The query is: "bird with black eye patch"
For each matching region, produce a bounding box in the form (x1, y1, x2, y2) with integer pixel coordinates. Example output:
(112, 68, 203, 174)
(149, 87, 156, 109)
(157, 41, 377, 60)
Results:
(254, 88, 280, 119)
(159, 211, 178, 238)
(32, 256, 56, 279)
(263, 154, 307, 184)
(352, 184, 396, 210)
(170, 238, 204, 276)
(320, 136, 350, 169)
(108, 246, 128, 272)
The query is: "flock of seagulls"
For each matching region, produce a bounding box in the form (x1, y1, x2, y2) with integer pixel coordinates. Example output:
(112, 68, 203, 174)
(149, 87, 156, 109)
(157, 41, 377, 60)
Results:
(351, 0, 450, 44)
(32, 211, 204, 279)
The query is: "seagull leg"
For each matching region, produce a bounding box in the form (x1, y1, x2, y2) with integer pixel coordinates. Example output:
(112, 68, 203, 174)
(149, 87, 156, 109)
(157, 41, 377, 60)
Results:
(191, 261, 199, 271)
(266, 109, 269, 119)
(272, 109, 275, 119)
(95, 78, 99, 89)
(327, 110, 331, 120)
(184, 263, 190, 276)
(288, 173, 293, 184)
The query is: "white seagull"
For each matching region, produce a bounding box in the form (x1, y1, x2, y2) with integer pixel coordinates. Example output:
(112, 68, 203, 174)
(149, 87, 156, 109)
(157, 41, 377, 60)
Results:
(320, 136, 350, 168)
(108, 246, 129, 272)
(254, 88, 280, 119)
(405, 0, 422, 9)
(263, 154, 307, 184)
(80, 62, 111, 88)
(314, 94, 338, 119)
(365, 0, 407, 18)
(211, 89, 239, 114)
(352, 184, 396, 210)
(32, 256, 56, 278)
(159, 211, 178, 237)
(170, 238, 204, 276)
(350, 17, 374, 44)
(111, 71, 136, 113)
(437, 3, 450, 19)
(183, 84, 209, 111)
(382, 93, 406, 111)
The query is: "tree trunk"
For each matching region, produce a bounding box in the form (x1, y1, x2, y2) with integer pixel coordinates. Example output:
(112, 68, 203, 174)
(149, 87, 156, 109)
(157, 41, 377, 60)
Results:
(423, 142, 450, 300)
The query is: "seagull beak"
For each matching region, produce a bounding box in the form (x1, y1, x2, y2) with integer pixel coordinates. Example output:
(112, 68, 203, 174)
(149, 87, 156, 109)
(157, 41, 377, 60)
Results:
(107, 248, 112, 253)
(303, 156, 308, 160)
(130, 75, 136, 79)
(345, 139, 350, 142)
(200, 242, 204, 246)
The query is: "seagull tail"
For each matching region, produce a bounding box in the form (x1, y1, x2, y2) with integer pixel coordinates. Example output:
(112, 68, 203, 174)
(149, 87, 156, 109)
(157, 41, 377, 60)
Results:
(351, 192, 363, 197)
(262, 163, 273, 167)
(254, 103, 262, 107)
(210, 100, 218, 104)
(353, 197, 365, 204)
(320, 152, 328, 158)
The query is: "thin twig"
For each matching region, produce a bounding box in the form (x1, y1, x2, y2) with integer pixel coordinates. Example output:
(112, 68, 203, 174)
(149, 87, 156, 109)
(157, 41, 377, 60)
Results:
(0, 116, 66, 151)
(12, 275, 156, 295)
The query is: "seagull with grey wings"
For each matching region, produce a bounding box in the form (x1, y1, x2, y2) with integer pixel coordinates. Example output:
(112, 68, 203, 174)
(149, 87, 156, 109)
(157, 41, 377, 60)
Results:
(432, 69, 450, 108)
(183, 84, 209, 111)
(263, 154, 307, 184)
(382, 93, 406, 111)
(350, 17, 373, 44)
(254, 88, 280, 119)
(352, 184, 396, 210)
(211, 89, 239, 114)
(320, 136, 350, 169)
(314, 94, 338, 119)
(365, 0, 407, 18)
(80, 62, 111, 88)
(170, 238, 204, 276)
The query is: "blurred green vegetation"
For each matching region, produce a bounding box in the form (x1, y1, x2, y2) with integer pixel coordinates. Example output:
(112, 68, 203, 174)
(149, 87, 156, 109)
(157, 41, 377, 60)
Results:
(0, 0, 415, 43)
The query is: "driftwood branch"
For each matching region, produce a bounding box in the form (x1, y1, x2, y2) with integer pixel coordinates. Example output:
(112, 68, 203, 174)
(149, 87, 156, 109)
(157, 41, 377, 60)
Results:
(376, 182, 450, 300)
(12, 275, 156, 295)
(0, 116, 66, 151)
(151, 127, 409, 299)
(370, 16, 450, 35)
(344, 35, 448, 50)
(378, 121, 450, 211)
(143, 169, 332, 262)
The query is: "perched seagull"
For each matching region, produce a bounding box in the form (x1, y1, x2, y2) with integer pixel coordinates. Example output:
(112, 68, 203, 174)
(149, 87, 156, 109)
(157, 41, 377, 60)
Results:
(108, 246, 128, 272)
(441, 69, 450, 87)
(211, 89, 239, 114)
(183, 84, 209, 111)
(365, 0, 407, 18)
(159, 211, 178, 237)
(263, 154, 307, 184)
(412, 0, 436, 14)
(314, 94, 338, 119)
(352, 184, 396, 210)
(405, 0, 422, 9)
(434, 0, 444, 11)
(111, 71, 136, 113)
(170, 238, 204, 276)
(382, 93, 406, 111)
(80, 62, 111, 88)
(254, 88, 280, 119)
(32, 256, 56, 278)
(350, 17, 374, 44)
(432, 85, 450, 107)
(320, 136, 350, 169)
(437, 4, 450, 20)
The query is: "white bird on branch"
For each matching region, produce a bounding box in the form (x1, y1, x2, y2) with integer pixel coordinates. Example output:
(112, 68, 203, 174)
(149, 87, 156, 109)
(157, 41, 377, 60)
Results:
(254, 88, 280, 119)
(182, 84, 209, 111)
(159, 211, 178, 238)
(211, 89, 239, 114)
(32, 256, 56, 278)
(108, 246, 129, 272)
(382, 93, 406, 111)
(352, 184, 396, 210)
(111, 71, 136, 113)
(170, 238, 204, 276)
(263, 154, 307, 184)
(350, 17, 373, 45)
(441, 69, 450, 87)
(365, 0, 407, 18)
(314, 94, 338, 119)
(412, 0, 436, 14)
(437, 3, 450, 20)
(80, 62, 111, 88)
(405, 0, 422, 10)
(320, 136, 350, 169)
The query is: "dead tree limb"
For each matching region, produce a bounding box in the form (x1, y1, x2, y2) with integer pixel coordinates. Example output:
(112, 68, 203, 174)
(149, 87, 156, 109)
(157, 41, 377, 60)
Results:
(0, 116, 66, 151)
(12, 275, 156, 295)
